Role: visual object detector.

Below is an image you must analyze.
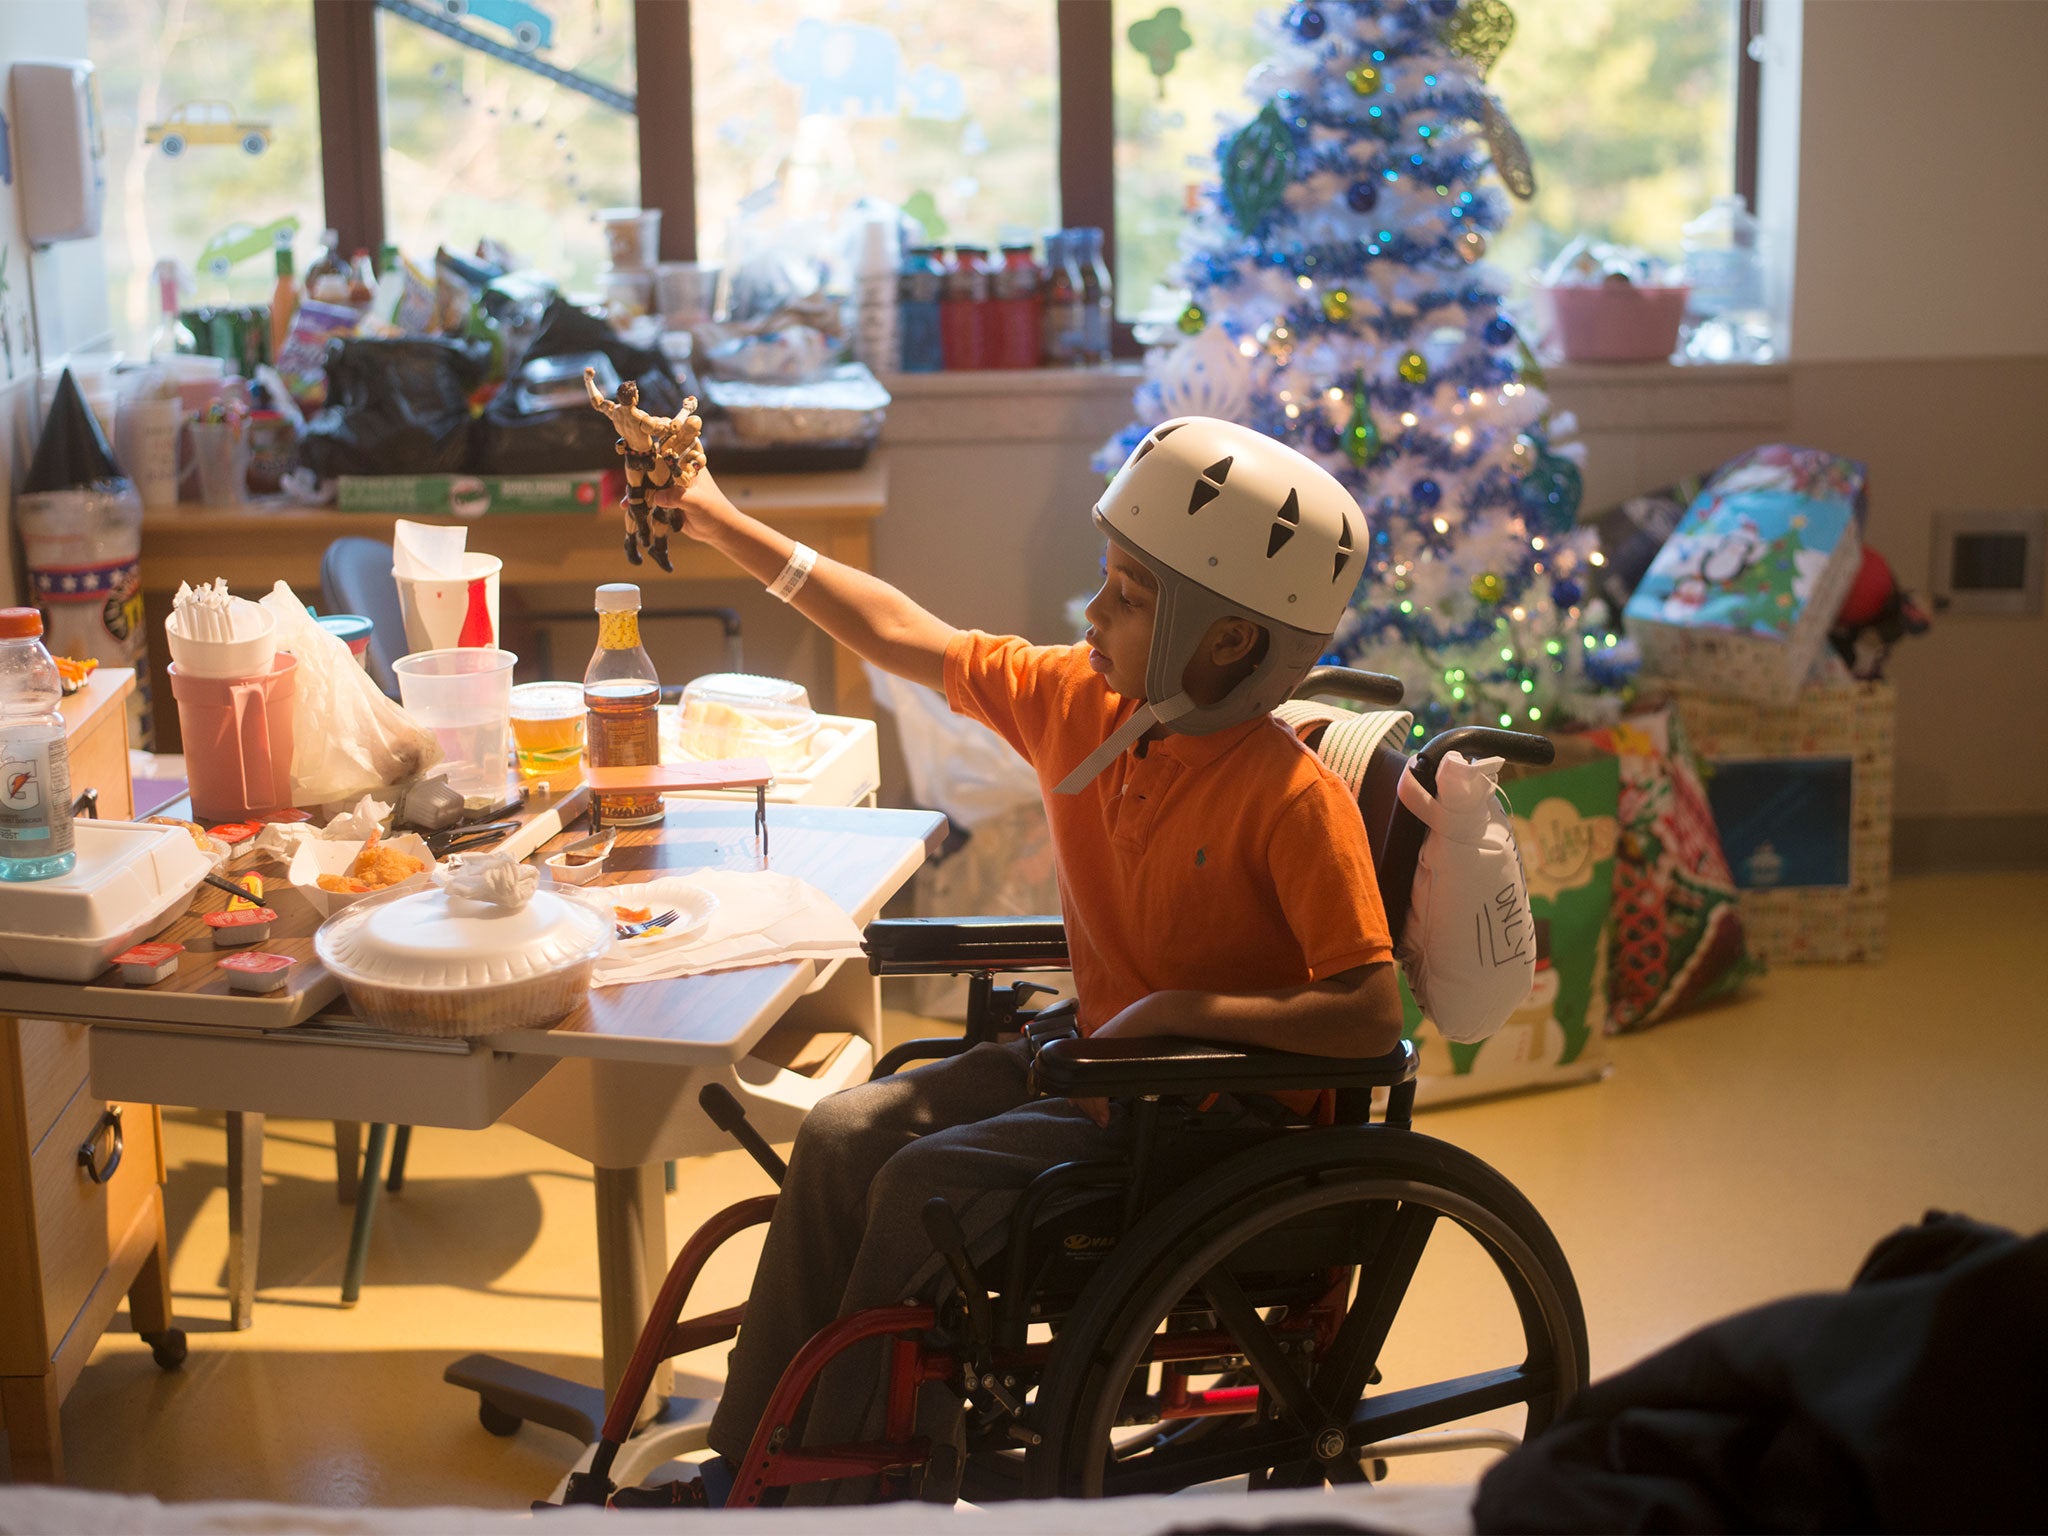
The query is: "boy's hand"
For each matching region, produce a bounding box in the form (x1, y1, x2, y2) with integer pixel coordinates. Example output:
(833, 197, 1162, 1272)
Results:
(646, 469, 736, 546)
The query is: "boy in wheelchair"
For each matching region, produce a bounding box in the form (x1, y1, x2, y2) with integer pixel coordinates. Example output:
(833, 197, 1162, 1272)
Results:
(617, 417, 1579, 1507)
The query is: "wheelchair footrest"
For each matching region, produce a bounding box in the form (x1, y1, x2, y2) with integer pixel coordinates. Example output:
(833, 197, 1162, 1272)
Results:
(864, 916, 1070, 975)
(1032, 1036, 1418, 1099)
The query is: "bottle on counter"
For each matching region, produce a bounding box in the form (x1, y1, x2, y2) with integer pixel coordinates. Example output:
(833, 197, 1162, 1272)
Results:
(584, 582, 664, 827)
(305, 229, 351, 305)
(940, 244, 994, 370)
(347, 250, 378, 308)
(147, 260, 195, 362)
(991, 244, 1043, 369)
(1041, 231, 1084, 367)
(896, 246, 945, 373)
(0, 607, 77, 883)
(1074, 226, 1113, 365)
(269, 245, 298, 364)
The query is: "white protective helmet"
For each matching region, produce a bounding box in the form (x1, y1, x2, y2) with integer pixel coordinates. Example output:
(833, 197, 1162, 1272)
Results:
(1056, 416, 1370, 794)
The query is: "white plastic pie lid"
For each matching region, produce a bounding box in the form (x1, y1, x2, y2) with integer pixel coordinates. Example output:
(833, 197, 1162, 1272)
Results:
(316, 883, 611, 990)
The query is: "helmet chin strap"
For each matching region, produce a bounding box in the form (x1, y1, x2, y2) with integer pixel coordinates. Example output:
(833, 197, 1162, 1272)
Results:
(1054, 691, 1198, 796)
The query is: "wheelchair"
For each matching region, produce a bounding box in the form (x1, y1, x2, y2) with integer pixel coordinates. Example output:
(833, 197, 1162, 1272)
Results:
(555, 667, 1589, 1507)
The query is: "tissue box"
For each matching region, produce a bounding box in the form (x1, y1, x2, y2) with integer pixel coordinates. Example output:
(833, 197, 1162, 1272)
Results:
(1624, 446, 1866, 706)
(1670, 675, 1894, 963)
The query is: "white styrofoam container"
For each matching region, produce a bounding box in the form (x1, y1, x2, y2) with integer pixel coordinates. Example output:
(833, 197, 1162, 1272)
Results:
(0, 819, 211, 981)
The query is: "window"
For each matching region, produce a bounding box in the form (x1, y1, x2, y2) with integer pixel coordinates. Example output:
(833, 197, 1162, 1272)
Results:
(1486, 0, 1737, 282)
(87, 0, 324, 348)
(1110, 1, 1268, 326)
(378, 0, 638, 289)
(688, 2, 1059, 263)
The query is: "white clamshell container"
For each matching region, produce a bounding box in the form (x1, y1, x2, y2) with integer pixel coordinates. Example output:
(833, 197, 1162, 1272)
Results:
(0, 820, 210, 982)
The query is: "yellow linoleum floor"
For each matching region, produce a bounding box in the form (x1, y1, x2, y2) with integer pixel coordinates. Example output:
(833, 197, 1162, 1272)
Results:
(49, 870, 2048, 1510)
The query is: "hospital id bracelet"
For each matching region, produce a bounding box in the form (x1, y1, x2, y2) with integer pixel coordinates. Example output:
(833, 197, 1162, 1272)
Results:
(767, 541, 818, 603)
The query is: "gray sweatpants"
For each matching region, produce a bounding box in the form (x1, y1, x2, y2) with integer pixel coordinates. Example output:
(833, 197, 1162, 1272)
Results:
(704, 1039, 1127, 1498)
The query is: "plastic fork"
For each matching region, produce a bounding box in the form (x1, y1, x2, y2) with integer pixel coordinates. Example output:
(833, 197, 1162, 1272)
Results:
(615, 909, 679, 940)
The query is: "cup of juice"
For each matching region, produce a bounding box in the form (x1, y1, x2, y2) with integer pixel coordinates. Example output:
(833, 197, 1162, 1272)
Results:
(509, 681, 586, 781)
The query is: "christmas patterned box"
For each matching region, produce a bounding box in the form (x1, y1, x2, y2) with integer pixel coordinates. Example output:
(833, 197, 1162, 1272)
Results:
(1624, 446, 1866, 707)
(1670, 676, 1895, 964)
(1407, 749, 1618, 1107)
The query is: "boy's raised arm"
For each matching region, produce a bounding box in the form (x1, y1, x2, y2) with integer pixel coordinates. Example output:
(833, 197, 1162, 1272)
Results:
(650, 471, 958, 690)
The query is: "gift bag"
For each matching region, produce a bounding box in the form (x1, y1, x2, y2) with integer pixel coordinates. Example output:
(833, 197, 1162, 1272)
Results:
(1408, 748, 1618, 1107)
(1581, 709, 1759, 1032)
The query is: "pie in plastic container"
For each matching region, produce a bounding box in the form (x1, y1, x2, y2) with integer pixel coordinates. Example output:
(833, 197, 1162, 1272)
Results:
(314, 867, 612, 1037)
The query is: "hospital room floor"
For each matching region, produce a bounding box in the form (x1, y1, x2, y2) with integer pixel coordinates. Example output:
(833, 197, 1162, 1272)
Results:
(48, 870, 2048, 1512)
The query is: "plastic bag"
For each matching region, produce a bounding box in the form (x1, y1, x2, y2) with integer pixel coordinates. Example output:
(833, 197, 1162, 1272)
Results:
(1396, 752, 1537, 1044)
(258, 581, 442, 805)
(298, 337, 488, 477)
(472, 298, 687, 474)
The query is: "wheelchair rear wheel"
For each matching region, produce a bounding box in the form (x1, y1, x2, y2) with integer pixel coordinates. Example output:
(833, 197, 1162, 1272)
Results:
(1024, 1129, 1586, 1498)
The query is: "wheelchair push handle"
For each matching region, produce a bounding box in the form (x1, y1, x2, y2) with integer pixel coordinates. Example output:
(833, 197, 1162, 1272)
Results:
(698, 1083, 789, 1186)
(1294, 665, 1406, 708)
(1411, 725, 1554, 792)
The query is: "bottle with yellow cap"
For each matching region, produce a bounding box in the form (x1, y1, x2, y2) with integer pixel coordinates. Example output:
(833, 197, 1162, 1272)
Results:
(0, 607, 76, 881)
(583, 583, 663, 826)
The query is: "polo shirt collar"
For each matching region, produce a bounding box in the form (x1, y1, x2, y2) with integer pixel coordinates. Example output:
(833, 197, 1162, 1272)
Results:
(1139, 711, 1267, 771)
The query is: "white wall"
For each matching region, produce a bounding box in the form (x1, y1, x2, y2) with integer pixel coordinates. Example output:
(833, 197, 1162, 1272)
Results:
(1788, 0, 2048, 363)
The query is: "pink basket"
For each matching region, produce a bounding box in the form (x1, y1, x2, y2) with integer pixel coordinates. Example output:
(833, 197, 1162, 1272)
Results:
(1540, 284, 1689, 363)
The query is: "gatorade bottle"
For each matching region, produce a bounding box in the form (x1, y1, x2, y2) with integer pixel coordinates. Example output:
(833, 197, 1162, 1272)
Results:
(0, 608, 77, 882)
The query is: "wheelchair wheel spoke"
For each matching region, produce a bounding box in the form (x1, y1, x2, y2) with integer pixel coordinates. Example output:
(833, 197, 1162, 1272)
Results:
(1346, 1364, 1554, 1447)
(1096, 1421, 1304, 1496)
(1200, 1267, 1321, 1434)
(1315, 1199, 1438, 1415)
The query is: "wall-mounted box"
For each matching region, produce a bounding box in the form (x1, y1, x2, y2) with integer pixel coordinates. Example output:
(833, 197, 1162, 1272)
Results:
(9, 59, 107, 245)
(1930, 509, 2044, 617)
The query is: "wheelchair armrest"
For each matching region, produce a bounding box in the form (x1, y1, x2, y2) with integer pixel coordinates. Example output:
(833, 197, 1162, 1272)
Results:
(1031, 1035, 1418, 1099)
(864, 915, 1071, 976)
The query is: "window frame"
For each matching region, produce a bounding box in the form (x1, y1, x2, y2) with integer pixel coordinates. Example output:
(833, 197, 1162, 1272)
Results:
(308, 0, 1760, 361)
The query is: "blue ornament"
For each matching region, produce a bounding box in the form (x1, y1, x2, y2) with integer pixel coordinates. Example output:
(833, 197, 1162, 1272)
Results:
(1423, 699, 1451, 726)
(1311, 422, 1340, 453)
(1484, 315, 1516, 345)
(1515, 450, 1584, 534)
(1412, 477, 1442, 509)
(1550, 577, 1584, 608)
(1294, 5, 1327, 39)
(1346, 180, 1379, 213)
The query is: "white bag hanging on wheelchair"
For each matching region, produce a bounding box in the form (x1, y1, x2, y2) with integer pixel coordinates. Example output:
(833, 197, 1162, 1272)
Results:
(1396, 753, 1537, 1044)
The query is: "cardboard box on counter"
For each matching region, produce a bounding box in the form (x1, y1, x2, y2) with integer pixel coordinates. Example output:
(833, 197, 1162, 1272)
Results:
(338, 474, 606, 516)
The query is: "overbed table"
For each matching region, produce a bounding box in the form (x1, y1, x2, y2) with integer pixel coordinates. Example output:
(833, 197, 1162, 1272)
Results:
(9, 799, 945, 1445)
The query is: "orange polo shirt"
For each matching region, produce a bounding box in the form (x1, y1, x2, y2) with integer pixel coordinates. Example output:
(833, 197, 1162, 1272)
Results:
(944, 631, 1393, 1041)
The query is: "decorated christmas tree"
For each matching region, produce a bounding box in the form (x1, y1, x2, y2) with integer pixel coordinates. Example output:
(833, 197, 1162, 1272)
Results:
(1101, 0, 1630, 739)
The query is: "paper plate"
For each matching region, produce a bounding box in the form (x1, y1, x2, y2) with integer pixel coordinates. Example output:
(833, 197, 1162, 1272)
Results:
(567, 876, 720, 950)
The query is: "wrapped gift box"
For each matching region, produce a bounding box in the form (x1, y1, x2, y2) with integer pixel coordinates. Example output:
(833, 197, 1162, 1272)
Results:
(1625, 446, 1866, 707)
(1407, 748, 1618, 1107)
(1670, 674, 1895, 963)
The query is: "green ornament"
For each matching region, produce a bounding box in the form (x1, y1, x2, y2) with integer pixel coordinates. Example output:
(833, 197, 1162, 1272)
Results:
(1321, 287, 1352, 322)
(1222, 102, 1296, 235)
(1346, 63, 1382, 95)
(1397, 349, 1429, 385)
(1471, 571, 1506, 605)
(1177, 303, 1206, 335)
(1126, 7, 1194, 100)
(1441, 0, 1517, 79)
(1344, 374, 1381, 468)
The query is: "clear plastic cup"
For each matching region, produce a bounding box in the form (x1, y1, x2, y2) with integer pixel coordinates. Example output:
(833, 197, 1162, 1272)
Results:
(509, 680, 586, 781)
(393, 648, 517, 798)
